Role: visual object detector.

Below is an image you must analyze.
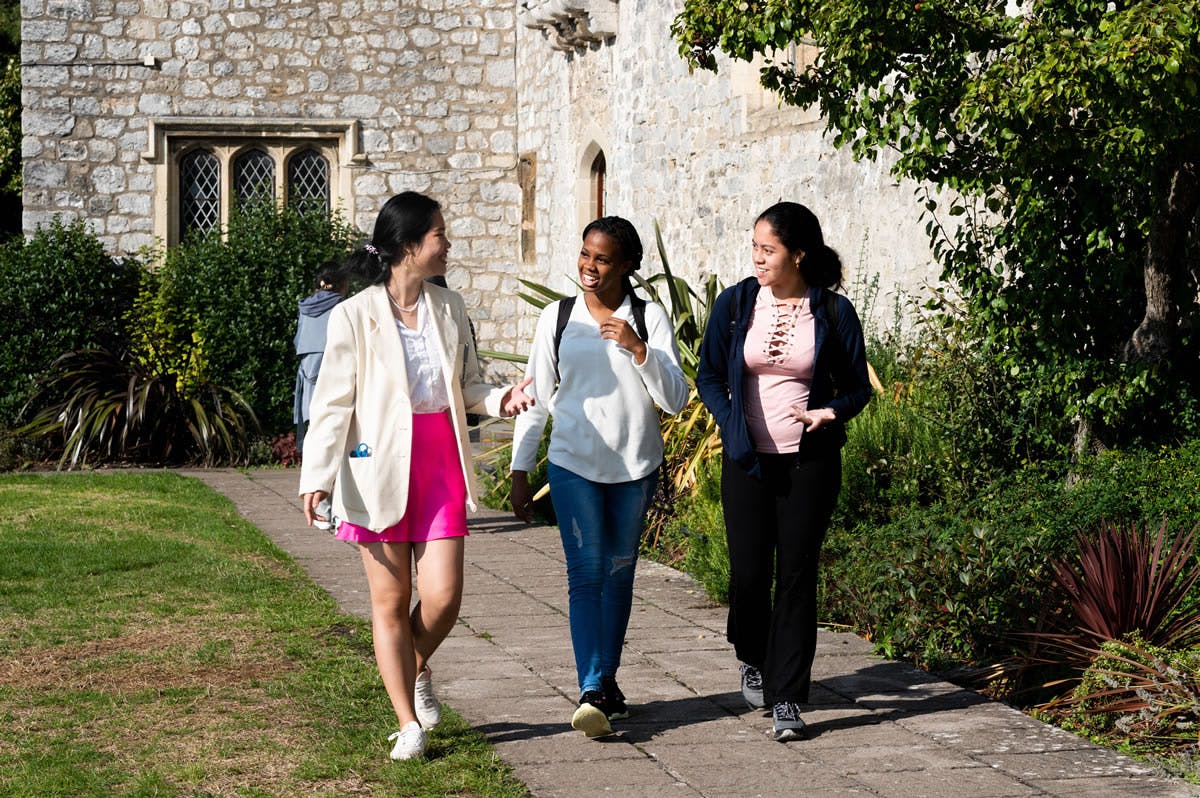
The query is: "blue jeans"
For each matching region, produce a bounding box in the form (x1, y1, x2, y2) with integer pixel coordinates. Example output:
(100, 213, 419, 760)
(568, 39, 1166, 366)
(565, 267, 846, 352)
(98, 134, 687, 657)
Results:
(548, 462, 658, 696)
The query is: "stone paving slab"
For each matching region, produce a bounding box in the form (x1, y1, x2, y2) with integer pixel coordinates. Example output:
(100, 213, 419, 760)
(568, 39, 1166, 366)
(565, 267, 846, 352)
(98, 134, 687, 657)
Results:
(182, 468, 1200, 798)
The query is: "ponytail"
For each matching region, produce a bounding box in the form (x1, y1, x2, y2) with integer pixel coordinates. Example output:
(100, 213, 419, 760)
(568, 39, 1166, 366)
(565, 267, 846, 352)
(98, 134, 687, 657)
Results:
(756, 202, 843, 290)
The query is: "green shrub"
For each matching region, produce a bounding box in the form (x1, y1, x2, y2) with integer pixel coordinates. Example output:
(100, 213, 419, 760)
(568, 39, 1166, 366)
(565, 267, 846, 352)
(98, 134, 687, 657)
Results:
(0, 54, 21, 197)
(821, 439, 1200, 670)
(162, 202, 359, 433)
(0, 218, 141, 426)
(0, 429, 46, 471)
(822, 514, 1050, 669)
(662, 457, 729, 603)
(836, 339, 948, 526)
(1045, 634, 1200, 771)
(972, 440, 1200, 547)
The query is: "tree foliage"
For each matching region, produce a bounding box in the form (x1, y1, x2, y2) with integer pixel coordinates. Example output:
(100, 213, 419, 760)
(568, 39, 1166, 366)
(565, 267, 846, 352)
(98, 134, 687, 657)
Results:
(0, 56, 19, 196)
(0, 0, 20, 221)
(673, 1, 1200, 450)
(161, 201, 359, 433)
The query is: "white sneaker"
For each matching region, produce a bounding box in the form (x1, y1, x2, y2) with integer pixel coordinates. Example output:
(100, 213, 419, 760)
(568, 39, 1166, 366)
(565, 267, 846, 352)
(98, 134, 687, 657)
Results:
(414, 666, 441, 728)
(388, 721, 426, 760)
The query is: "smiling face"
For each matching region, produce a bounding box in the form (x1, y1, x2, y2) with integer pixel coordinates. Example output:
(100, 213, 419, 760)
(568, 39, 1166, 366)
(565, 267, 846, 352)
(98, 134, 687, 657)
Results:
(751, 219, 804, 294)
(406, 210, 450, 278)
(577, 230, 630, 302)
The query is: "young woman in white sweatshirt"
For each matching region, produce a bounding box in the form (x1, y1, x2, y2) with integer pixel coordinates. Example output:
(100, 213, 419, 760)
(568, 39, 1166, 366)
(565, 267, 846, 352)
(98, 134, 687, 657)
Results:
(509, 216, 688, 738)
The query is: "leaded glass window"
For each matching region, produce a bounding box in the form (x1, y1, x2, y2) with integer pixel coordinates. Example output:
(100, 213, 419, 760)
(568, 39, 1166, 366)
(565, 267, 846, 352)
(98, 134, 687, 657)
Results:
(161, 130, 344, 246)
(234, 149, 275, 207)
(287, 149, 329, 213)
(180, 149, 220, 238)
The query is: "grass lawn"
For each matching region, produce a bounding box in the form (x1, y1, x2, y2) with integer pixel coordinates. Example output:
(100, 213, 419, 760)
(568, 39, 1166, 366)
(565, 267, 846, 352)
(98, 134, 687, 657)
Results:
(0, 471, 529, 798)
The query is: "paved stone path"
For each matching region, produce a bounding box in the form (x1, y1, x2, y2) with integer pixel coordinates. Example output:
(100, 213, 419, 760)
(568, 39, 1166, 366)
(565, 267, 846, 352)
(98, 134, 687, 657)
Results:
(183, 468, 1199, 798)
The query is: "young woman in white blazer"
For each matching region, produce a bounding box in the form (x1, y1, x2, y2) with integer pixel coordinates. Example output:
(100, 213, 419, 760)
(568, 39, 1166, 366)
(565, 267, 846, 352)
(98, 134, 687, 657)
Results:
(299, 192, 534, 761)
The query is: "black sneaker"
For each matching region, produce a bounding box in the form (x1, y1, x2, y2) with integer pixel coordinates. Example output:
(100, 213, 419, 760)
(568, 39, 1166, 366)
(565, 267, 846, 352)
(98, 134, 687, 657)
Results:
(571, 690, 613, 738)
(772, 701, 808, 742)
(740, 662, 765, 709)
(600, 676, 629, 720)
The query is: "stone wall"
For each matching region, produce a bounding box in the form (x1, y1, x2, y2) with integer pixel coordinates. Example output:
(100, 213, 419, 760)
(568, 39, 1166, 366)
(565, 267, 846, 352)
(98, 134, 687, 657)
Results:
(516, 0, 941, 337)
(21, 0, 943, 365)
(20, 0, 527, 359)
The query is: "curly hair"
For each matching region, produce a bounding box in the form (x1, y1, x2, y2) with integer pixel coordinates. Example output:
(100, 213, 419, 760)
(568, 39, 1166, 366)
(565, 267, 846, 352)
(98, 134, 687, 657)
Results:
(582, 216, 644, 271)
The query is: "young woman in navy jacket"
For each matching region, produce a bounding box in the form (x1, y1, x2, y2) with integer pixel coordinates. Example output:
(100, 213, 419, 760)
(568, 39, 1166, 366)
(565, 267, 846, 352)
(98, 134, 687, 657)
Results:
(696, 201, 872, 741)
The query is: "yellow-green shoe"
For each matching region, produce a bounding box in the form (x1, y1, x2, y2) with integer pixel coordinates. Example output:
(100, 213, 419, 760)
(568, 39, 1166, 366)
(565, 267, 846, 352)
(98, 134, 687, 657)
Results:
(571, 691, 613, 738)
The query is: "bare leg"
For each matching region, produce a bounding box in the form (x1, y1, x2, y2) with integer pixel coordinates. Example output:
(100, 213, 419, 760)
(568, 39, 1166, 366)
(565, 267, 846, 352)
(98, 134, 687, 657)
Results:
(359, 541, 419, 727)
(411, 536, 465, 673)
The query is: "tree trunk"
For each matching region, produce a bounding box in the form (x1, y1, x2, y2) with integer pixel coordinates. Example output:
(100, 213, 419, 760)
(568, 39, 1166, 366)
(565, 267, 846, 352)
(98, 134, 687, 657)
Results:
(1123, 157, 1200, 366)
(1072, 157, 1199, 461)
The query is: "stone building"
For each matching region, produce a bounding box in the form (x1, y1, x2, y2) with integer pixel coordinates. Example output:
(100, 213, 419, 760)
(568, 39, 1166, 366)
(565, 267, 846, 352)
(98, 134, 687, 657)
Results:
(21, 0, 938, 364)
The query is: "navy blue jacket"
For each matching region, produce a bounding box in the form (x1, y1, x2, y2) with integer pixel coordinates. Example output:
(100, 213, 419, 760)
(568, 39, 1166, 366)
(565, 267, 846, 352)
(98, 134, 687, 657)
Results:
(696, 277, 872, 478)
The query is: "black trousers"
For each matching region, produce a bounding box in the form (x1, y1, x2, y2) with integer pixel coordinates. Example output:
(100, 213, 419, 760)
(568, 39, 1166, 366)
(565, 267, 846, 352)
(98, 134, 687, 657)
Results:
(721, 444, 841, 705)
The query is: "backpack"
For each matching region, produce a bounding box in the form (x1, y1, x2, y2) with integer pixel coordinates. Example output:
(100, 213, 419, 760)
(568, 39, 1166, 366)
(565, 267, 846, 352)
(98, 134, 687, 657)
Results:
(552, 293, 649, 383)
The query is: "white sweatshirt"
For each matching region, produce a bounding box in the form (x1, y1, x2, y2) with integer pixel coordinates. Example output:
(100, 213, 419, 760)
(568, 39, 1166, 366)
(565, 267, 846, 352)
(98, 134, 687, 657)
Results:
(511, 294, 689, 483)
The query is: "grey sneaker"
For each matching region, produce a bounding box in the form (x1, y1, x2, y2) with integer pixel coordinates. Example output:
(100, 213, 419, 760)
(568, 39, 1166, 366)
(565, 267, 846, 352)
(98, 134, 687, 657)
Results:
(414, 666, 441, 728)
(740, 663, 765, 709)
(388, 721, 427, 760)
(314, 497, 334, 531)
(772, 701, 808, 742)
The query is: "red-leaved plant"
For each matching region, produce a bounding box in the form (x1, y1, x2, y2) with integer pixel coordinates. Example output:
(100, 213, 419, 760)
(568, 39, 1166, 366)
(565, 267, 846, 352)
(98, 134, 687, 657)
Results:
(1028, 518, 1200, 678)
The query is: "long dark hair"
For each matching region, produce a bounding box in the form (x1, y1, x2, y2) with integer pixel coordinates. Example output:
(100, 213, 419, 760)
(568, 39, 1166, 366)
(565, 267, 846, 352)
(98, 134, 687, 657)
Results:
(756, 202, 843, 290)
(346, 191, 442, 286)
(582, 216, 643, 296)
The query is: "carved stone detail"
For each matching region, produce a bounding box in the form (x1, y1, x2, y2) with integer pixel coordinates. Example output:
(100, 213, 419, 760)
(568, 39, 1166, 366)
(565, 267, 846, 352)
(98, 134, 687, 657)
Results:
(522, 0, 617, 51)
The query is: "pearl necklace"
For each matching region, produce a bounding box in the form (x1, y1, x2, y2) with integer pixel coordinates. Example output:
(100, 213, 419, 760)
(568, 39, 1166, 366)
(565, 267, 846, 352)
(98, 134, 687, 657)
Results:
(387, 288, 421, 314)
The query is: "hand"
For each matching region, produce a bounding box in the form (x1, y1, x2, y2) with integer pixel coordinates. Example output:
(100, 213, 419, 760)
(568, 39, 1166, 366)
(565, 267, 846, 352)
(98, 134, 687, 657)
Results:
(788, 405, 837, 432)
(599, 316, 647, 364)
(301, 490, 330, 527)
(501, 375, 536, 417)
(510, 471, 535, 523)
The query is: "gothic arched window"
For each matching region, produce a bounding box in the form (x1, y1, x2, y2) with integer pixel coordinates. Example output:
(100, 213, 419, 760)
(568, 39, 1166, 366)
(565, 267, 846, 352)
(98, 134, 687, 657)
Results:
(233, 148, 276, 207)
(590, 150, 606, 219)
(179, 149, 221, 240)
(287, 149, 330, 213)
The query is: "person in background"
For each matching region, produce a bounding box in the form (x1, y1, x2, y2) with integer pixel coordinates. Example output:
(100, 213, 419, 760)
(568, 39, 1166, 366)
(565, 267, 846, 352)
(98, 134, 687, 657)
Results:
(298, 191, 535, 761)
(509, 216, 689, 738)
(294, 261, 349, 529)
(696, 201, 872, 742)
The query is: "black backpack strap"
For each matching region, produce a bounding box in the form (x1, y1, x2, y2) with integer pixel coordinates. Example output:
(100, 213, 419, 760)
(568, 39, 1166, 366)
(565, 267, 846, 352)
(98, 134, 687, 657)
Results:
(553, 296, 575, 383)
(628, 291, 649, 343)
(822, 289, 844, 396)
(554, 293, 649, 383)
(822, 289, 843, 354)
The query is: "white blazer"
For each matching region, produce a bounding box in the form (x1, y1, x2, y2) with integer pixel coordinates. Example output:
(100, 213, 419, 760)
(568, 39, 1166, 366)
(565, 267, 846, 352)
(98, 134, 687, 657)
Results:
(298, 282, 507, 531)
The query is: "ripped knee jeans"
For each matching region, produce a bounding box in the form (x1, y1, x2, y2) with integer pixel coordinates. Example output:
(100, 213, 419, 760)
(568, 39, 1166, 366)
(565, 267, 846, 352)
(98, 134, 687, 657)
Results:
(547, 462, 658, 695)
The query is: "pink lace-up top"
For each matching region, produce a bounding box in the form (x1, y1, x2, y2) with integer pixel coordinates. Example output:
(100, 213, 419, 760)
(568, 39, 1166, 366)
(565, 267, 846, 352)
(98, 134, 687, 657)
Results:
(742, 290, 816, 453)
